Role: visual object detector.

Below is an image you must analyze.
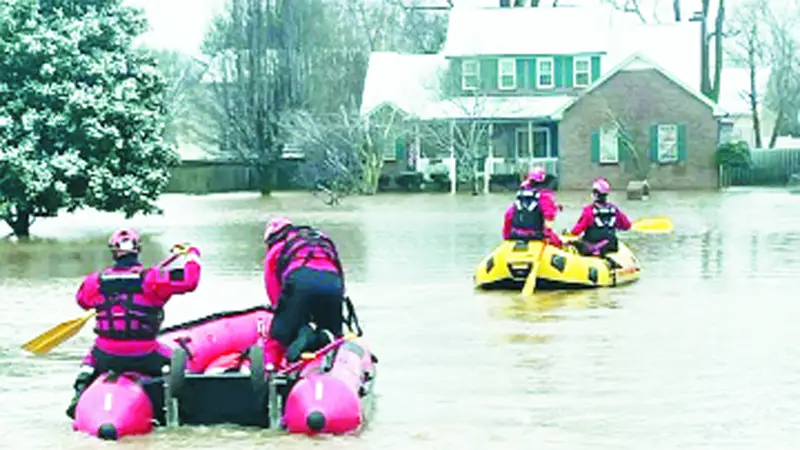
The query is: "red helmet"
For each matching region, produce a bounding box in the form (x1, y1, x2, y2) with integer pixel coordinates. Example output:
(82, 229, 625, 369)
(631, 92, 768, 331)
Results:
(108, 228, 141, 258)
(592, 178, 611, 194)
(263, 215, 292, 245)
(526, 166, 547, 184)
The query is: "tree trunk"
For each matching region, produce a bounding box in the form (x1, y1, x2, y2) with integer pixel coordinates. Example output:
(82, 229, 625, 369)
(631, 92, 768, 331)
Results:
(699, 0, 711, 98)
(673, 0, 681, 21)
(5, 211, 32, 239)
(710, 0, 725, 102)
(747, 38, 762, 148)
(258, 164, 277, 196)
(769, 113, 782, 148)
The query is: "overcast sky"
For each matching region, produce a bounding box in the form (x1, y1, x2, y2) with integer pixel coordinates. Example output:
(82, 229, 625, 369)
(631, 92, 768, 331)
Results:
(127, 0, 796, 56)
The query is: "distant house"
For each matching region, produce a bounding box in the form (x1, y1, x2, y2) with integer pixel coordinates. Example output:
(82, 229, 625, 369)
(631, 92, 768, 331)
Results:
(360, 5, 732, 191)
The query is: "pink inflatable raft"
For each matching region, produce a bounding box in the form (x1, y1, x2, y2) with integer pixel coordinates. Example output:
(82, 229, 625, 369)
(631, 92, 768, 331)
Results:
(71, 306, 378, 440)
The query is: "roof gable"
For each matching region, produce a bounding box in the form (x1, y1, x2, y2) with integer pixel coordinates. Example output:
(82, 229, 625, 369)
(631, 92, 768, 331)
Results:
(552, 52, 726, 119)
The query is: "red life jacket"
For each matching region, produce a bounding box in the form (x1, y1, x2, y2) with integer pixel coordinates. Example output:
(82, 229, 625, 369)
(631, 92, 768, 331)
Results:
(95, 267, 163, 340)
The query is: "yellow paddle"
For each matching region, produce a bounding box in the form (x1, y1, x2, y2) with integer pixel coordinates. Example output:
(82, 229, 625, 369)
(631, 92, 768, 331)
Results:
(520, 242, 548, 297)
(630, 216, 673, 233)
(21, 245, 191, 356)
(21, 311, 98, 355)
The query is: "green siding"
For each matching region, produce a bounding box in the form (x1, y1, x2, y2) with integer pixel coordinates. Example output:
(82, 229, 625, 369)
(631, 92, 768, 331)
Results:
(480, 59, 497, 90)
(556, 56, 572, 88)
(516, 57, 534, 90)
(449, 53, 605, 93)
(591, 55, 601, 82)
(450, 60, 462, 95)
(649, 125, 659, 161)
(515, 58, 526, 89)
(677, 124, 687, 161)
(590, 131, 600, 163)
(617, 131, 626, 163)
(395, 135, 406, 160)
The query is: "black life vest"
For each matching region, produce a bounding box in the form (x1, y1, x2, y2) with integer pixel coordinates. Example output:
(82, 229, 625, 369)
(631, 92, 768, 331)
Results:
(584, 203, 618, 244)
(509, 189, 544, 240)
(95, 267, 163, 340)
(273, 226, 344, 282)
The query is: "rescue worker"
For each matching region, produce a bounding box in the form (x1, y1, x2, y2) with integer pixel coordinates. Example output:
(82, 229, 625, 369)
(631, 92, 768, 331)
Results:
(566, 177, 632, 256)
(502, 166, 563, 246)
(262, 216, 350, 369)
(66, 229, 201, 418)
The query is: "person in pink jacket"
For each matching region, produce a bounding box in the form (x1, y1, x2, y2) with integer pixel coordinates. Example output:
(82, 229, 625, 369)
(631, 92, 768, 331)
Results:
(567, 178, 632, 257)
(502, 166, 563, 247)
(262, 216, 347, 369)
(66, 228, 202, 418)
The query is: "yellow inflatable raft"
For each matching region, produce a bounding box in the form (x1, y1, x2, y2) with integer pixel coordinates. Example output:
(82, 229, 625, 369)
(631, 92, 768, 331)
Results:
(474, 238, 641, 290)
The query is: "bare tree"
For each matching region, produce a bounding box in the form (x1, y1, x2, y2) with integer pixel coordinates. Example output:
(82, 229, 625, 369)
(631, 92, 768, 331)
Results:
(762, 7, 800, 146)
(195, 0, 299, 195)
(282, 106, 405, 203)
(601, 106, 650, 182)
(417, 98, 494, 195)
(152, 50, 210, 147)
(726, 0, 768, 148)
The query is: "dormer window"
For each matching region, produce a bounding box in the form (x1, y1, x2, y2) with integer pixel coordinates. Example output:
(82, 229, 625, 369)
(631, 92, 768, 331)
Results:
(574, 57, 591, 87)
(498, 58, 516, 90)
(462, 59, 479, 90)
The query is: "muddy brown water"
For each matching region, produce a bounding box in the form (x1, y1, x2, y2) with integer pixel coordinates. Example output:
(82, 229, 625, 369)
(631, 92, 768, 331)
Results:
(2, 189, 800, 449)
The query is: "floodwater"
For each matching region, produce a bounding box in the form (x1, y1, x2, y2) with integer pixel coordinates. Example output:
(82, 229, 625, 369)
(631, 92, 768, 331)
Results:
(2, 188, 800, 449)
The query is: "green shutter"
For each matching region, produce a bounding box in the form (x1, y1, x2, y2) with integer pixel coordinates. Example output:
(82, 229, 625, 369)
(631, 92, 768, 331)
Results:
(591, 55, 601, 82)
(591, 131, 600, 163)
(649, 125, 659, 162)
(677, 124, 687, 161)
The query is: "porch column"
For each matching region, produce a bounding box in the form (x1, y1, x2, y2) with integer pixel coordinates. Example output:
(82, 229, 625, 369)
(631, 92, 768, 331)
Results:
(484, 122, 493, 194)
(527, 120, 534, 168)
(449, 120, 456, 194)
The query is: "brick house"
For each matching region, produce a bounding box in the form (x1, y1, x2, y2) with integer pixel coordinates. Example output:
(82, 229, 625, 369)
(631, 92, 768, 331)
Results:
(359, 5, 730, 191)
(555, 53, 724, 190)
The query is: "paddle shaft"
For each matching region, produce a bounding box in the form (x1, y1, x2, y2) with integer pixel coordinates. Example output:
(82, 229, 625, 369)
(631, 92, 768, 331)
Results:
(277, 336, 349, 375)
(521, 242, 548, 296)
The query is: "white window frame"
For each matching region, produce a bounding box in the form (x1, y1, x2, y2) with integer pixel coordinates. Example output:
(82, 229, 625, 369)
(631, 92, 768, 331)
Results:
(497, 58, 516, 90)
(461, 59, 479, 91)
(515, 126, 552, 159)
(573, 57, 591, 87)
(599, 126, 619, 164)
(536, 57, 554, 89)
(657, 124, 679, 163)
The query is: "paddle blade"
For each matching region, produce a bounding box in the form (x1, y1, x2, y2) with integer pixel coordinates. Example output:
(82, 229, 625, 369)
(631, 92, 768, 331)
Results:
(21, 311, 95, 355)
(631, 216, 673, 233)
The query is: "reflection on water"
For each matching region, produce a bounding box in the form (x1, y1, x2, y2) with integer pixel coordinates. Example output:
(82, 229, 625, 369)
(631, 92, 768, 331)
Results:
(3, 189, 800, 448)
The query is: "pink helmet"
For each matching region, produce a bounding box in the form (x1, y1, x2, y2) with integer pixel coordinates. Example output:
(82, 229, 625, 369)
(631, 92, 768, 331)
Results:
(592, 177, 611, 194)
(263, 215, 292, 244)
(526, 166, 547, 184)
(108, 228, 141, 258)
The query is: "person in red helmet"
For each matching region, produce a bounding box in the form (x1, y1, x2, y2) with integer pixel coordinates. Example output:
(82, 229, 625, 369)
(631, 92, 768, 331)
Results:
(566, 178, 632, 257)
(66, 228, 202, 418)
(261, 216, 351, 369)
(502, 166, 563, 247)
